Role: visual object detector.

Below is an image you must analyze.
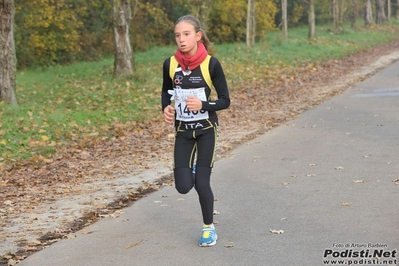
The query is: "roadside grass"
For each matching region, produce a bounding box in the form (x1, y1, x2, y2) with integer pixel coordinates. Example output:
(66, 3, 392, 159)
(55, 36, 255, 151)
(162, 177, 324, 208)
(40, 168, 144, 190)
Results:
(217, 21, 399, 84)
(1, 21, 398, 165)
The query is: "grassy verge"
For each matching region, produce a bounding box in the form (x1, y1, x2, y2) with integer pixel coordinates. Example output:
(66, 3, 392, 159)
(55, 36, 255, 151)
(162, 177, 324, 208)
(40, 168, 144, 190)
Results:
(1, 21, 399, 165)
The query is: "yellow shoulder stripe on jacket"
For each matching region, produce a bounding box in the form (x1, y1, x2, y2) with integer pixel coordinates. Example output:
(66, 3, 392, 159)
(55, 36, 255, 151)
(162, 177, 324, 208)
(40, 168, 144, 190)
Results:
(169, 55, 214, 91)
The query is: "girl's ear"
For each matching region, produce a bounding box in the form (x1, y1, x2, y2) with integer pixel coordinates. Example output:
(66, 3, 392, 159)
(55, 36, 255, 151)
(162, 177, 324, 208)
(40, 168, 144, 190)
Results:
(196, 31, 202, 42)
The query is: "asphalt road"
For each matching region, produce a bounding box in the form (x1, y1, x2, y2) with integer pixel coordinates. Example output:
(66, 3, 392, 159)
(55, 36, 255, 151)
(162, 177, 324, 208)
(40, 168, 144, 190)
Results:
(17, 60, 399, 266)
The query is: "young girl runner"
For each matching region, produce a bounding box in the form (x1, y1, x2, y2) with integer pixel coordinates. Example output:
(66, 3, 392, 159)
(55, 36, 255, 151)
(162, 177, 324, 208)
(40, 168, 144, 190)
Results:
(161, 15, 230, 247)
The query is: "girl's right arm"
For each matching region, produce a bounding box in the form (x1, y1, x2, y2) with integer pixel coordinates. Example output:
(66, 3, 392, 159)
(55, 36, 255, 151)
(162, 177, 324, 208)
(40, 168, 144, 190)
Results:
(163, 105, 175, 124)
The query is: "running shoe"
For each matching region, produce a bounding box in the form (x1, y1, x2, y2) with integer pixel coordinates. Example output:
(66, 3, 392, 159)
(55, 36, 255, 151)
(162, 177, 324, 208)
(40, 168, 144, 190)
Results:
(199, 224, 217, 247)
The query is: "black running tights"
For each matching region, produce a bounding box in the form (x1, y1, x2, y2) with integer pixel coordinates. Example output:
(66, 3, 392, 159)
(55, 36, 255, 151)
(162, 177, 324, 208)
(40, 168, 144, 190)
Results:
(173, 125, 217, 225)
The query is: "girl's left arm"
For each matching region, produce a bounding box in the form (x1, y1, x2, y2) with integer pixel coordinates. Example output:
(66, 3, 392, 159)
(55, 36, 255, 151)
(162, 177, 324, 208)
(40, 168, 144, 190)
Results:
(201, 58, 230, 112)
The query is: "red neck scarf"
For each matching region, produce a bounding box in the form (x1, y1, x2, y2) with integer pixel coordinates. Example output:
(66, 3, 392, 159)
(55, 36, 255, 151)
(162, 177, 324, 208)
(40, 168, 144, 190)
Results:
(174, 42, 208, 71)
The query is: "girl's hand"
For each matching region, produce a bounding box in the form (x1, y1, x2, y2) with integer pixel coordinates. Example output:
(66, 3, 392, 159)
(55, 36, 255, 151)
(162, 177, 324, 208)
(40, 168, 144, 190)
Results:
(185, 96, 202, 111)
(163, 105, 175, 125)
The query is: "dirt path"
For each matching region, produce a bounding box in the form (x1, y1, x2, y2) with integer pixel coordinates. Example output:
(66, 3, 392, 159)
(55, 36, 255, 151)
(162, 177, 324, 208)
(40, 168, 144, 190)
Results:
(1, 40, 399, 265)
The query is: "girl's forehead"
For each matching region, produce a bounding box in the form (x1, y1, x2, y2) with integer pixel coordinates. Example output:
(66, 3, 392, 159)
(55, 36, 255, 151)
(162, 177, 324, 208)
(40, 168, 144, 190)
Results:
(175, 21, 195, 32)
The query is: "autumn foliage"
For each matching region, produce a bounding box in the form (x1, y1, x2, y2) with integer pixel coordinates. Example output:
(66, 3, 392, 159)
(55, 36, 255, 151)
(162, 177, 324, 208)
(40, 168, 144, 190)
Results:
(13, 0, 399, 68)
(14, 0, 277, 67)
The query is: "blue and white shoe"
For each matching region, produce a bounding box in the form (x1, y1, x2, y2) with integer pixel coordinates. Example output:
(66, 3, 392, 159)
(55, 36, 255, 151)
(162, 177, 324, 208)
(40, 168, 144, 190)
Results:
(199, 224, 217, 247)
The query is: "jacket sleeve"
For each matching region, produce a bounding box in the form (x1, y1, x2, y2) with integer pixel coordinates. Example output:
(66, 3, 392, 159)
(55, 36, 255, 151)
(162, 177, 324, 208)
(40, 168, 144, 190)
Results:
(161, 57, 173, 112)
(201, 57, 231, 112)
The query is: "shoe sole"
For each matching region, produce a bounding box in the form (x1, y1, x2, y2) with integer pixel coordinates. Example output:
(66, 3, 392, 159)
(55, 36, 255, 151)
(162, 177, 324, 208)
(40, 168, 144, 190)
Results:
(199, 235, 218, 247)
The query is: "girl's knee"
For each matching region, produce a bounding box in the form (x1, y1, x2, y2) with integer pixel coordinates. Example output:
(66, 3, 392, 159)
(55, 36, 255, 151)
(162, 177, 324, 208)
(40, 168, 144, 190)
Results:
(174, 167, 194, 194)
(175, 184, 191, 194)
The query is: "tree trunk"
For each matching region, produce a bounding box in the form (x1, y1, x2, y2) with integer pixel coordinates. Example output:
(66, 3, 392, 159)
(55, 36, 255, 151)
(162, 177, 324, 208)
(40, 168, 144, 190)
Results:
(192, 0, 213, 30)
(387, 0, 391, 21)
(113, 0, 134, 77)
(397, 0, 399, 19)
(375, 0, 387, 23)
(246, 0, 255, 48)
(332, 0, 339, 30)
(308, 0, 316, 39)
(0, 0, 18, 105)
(351, 0, 359, 27)
(281, 0, 288, 40)
(364, 0, 373, 27)
(338, 0, 346, 25)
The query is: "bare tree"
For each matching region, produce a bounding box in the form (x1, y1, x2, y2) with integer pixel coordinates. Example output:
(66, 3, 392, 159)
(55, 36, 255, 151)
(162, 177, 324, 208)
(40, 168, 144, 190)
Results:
(281, 0, 288, 40)
(338, 0, 347, 25)
(192, 0, 213, 30)
(375, 0, 387, 23)
(364, 0, 373, 26)
(397, 0, 399, 19)
(0, 0, 18, 105)
(113, 0, 134, 77)
(246, 0, 255, 48)
(350, 0, 359, 27)
(308, 0, 316, 39)
(333, 0, 339, 30)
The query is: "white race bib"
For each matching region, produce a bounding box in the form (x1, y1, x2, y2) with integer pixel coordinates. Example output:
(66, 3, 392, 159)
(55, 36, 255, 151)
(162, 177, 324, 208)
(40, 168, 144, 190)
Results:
(174, 87, 209, 122)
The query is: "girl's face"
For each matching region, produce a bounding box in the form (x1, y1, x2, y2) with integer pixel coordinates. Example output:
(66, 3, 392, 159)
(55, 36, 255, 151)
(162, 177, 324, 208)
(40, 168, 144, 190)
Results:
(174, 21, 202, 56)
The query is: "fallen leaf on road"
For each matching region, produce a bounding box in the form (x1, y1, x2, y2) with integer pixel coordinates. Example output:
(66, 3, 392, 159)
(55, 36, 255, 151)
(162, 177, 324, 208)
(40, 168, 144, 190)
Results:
(393, 179, 399, 185)
(213, 210, 220, 215)
(224, 243, 234, 248)
(28, 240, 42, 246)
(270, 229, 284, 234)
(111, 210, 126, 218)
(353, 180, 364, 183)
(64, 233, 76, 239)
(335, 166, 344, 170)
(7, 259, 18, 266)
(125, 239, 143, 249)
(341, 202, 351, 206)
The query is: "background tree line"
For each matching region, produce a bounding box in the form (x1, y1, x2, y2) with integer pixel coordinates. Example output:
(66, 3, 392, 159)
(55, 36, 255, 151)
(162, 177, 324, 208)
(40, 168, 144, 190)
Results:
(1, 0, 398, 105)
(12, 0, 276, 69)
(11, 0, 399, 69)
